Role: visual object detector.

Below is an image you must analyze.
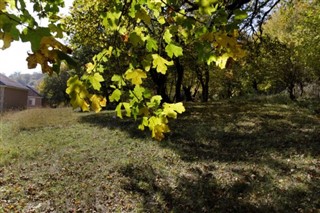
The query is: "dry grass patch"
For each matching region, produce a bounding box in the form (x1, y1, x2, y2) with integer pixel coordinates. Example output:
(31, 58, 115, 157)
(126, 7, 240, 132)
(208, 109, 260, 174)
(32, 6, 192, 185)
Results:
(2, 107, 77, 132)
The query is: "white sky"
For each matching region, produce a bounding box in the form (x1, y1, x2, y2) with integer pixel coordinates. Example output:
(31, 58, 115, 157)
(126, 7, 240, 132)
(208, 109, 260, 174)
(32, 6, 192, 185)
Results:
(0, 0, 73, 76)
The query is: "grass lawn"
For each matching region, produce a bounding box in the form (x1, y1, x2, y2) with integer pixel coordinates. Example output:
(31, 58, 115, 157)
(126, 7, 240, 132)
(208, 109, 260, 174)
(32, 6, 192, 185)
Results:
(0, 98, 319, 212)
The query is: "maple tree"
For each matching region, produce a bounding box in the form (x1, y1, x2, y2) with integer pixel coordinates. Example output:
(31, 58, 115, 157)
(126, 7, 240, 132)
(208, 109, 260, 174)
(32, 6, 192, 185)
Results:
(263, 0, 320, 80)
(1, 0, 279, 140)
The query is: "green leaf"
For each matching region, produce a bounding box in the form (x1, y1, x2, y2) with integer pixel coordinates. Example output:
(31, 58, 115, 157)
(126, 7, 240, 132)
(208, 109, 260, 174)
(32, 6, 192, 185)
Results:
(111, 74, 126, 88)
(109, 89, 122, 102)
(152, 54, 174, 74)
(138, 116, 149, 130)
(135, 8, 151, 25)
(146, 37, 158, 52)
(88, 73, 104, 90)
(20, 27, 51, 51)
(165, 43, 183, 58)
(115, 103, 123, 119)
(158, 16, 166, 24)
(142, 54, 153, 71)
(234, 9, 248, 20)
(0, 32, 13, 49)
(122, 102, 131, 117)
(147, 95, 162, 108)
(102, 10, 121, 31)
(131, 85, 145, 101)
(129, 32, 144, 46)
(163, 29, 172, 44)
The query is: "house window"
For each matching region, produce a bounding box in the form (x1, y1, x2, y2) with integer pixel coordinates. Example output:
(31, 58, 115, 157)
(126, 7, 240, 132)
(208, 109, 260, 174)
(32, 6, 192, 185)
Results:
(29, 97, 36, 106)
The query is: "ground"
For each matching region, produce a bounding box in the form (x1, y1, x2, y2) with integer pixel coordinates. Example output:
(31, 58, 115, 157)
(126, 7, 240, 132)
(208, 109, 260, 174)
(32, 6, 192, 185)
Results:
(0, 96, 319, 212)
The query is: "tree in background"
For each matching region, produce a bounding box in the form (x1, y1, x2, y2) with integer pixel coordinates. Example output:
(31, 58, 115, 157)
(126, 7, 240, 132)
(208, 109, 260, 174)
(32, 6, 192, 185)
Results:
(38, 70, 70, 107)
(262, 0, 320, 97)
(1, 0, 281, 140)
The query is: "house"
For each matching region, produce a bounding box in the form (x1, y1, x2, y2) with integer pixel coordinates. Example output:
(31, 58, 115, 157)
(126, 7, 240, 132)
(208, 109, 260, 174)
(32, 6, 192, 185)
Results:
(0, 73, 29, 111)
(26, 85, 43, 108)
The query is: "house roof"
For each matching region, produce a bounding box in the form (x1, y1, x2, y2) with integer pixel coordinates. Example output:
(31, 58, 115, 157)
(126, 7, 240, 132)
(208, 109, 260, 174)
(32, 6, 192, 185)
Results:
(0, 73, 28, 90)
(26, 85, 42, 97)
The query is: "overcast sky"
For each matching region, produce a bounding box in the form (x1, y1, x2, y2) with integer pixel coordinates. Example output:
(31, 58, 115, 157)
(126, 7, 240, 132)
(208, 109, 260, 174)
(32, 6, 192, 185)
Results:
(0, 0, 73, 76)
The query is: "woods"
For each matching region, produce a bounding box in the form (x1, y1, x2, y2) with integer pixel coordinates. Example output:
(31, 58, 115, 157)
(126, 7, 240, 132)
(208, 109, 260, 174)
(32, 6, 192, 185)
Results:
(1, 0, 319, 139)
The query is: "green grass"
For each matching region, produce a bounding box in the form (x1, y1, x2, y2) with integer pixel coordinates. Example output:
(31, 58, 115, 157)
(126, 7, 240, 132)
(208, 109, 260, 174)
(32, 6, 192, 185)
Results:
(0, 99, 319, 212)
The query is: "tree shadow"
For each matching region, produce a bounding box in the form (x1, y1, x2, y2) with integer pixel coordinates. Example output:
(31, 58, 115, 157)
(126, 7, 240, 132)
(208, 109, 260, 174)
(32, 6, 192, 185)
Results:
(79, 101, 320, 211)
(118, 162, 320, 212)
(78, 111, 148, 139)
(162, 101, 320, 162)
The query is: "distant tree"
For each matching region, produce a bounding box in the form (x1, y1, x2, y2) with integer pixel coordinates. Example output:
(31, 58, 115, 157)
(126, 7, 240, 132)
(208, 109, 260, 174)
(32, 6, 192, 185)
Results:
(38, 70, 70, 107)
(263, 0, 320, 84)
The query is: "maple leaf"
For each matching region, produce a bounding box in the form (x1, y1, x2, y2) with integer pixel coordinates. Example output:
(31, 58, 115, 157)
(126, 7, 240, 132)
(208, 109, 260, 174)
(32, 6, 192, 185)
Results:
(165, 43, 183, 58)
(115, 103, 123, 119)
(216, 53, 230, 69)
(153, 123, 170, 141)
(109, 89, 122, 102)
(147, 95, 162, 108)
(0, 32, 13, 50)
(138, 116, 149, 130)
(90, 94, 107, 112)
(66, 76, 90, 112)
(163, 29, 173, 44)
(111, 74, 126, 88)
(162, 102, 186, 119)
(135, 8, 151, 25)
(26, 36, 72, 75)
(146, 37, 158, 52)
(148, 116, 170, 141)
(122, 102, 131, 117)
(152, 54, 173, 74)
(88, 73, 104, 90)
(125, 69, 147, 85)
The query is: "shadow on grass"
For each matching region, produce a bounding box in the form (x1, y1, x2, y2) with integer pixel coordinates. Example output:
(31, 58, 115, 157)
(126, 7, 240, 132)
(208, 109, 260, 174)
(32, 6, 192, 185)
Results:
(118, 163, 320, 212)
(79, 100, 320, 212)
(164, 101, 320, 161)
(79, 112, 149, 139)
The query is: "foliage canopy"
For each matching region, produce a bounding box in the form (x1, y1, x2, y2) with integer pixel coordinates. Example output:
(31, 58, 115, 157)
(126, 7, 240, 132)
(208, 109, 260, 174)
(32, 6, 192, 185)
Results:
(1, 0, 297, 140)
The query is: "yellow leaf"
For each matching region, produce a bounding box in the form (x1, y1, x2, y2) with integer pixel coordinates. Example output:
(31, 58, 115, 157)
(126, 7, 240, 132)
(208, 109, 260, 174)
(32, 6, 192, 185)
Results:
(26, 36, 72, 75)
(1, 32, 13, 50)
(90, 94, 107, 112)
(216, 53, 230, 69)
(0, 0, 7, 11)
(162, 102, 186, 119)
(125, 69, 147, 85)
(86, 62, 95, 73)
(26, 52, 54, 74)
(148, 116, 170, 141)
(152, 123, 170, 141)
(152, 54, 174, 74)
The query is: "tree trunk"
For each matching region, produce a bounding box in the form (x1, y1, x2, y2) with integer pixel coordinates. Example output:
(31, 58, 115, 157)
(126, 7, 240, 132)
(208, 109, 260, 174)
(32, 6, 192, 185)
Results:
(174, 58, 184, 102)
(201, 68, 209, 102)
(183, 86, 193, 102)
(150, 69, 171, 103)
(288, 82, 296, 101)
